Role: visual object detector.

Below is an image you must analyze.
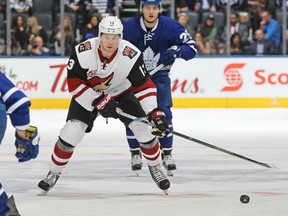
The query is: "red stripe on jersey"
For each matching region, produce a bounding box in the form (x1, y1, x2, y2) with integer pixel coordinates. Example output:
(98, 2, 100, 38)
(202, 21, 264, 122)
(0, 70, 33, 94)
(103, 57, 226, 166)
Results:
(133, 77, 156, 94)
(137, 92, 157, 101)
(73, 85, 90, 99)
(67, 77, 86, 92)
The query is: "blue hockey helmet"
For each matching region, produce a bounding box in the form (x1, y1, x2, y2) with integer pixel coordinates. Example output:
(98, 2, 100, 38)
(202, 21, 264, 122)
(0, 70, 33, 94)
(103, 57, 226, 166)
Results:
(140, 0, 162, 6)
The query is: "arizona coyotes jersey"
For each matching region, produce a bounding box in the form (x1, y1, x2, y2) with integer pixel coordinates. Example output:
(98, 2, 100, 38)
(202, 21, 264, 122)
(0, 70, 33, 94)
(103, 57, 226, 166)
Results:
(66, 37, 157, 112)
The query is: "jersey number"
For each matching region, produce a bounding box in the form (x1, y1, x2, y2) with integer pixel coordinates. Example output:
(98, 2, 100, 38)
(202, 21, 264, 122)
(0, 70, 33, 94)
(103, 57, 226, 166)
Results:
(67, 59, 75, 70)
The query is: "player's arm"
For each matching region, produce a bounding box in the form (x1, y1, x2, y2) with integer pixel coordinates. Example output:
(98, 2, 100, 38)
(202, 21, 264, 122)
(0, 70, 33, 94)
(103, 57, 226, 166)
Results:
(159, 21, 197, 68)
(66, 51, 102, 112)
(127, 54, 157, 114)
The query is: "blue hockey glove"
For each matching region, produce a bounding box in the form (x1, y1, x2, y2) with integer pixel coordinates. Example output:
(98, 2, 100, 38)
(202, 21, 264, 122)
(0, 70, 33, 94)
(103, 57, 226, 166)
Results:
(159, 46, 180, 68)
(147, 108, 169, 137)
(15, 126, 40, 162)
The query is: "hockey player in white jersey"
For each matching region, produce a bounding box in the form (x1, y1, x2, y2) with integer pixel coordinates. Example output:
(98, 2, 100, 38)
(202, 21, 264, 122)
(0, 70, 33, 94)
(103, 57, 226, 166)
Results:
(0, 72, 40, 216)
(38, 16, 171, 195)
(123, 0, 197, 175)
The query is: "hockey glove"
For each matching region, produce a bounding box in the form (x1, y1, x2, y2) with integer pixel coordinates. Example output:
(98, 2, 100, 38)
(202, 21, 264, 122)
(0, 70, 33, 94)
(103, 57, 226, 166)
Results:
(15, 126, 40, 162)
(93, 94, 119, 118)
(147, 108, 169, 137)
(159, 46, 180, 68)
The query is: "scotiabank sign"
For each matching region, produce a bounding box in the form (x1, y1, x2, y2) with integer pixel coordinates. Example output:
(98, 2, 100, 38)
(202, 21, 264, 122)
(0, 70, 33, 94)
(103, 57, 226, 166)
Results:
(170, 57, 288, 97)
(1, 57, 288, 99)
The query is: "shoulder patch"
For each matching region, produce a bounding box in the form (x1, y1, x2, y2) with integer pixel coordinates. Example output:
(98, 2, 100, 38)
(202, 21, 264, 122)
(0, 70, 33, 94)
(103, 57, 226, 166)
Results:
(78, 41, 92, 53)
(122, 46, 138, 59)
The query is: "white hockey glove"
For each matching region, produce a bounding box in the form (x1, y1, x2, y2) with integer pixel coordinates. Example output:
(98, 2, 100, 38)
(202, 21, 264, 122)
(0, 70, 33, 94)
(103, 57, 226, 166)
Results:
(15, 126, 40, 162)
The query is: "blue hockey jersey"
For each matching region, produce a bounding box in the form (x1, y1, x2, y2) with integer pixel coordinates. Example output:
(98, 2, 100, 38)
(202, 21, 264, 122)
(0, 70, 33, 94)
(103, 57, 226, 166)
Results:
(0, 72, 31, 130)
(123, 15, 197, 72)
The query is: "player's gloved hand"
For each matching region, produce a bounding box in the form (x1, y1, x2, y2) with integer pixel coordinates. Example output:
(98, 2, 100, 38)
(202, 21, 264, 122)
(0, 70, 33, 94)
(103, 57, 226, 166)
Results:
(15, 126, 40, 162)
(159, 46, 180, 68)
(147, 108, 169, 137)
(93, 94, 119, 118)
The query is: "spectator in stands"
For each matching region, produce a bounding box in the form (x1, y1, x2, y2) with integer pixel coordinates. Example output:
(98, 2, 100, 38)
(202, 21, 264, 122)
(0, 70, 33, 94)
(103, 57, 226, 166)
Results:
(65, 0, 84, 28)
(197, 14, 218, 47)
(26, 16, 48, 46)
(260, 10, 281, 49)
(177, 13, 195, 37)
(230, 32, 244, 55)
(11, 14, 28, 51)
(80, 14, 99, 41)
(221, 12, 250, 46)
(23, 35, 50, 56)
(107, 0, 123, 15)
(175, 0, 197, 13)
(248, 29, 277, 55)
(194, 0, 217, 23)
(84, 0, 108, 16)
(10, 0, 33, 16)
(216, 0, 246, 14)
(247, 0, 266, 33)
(49, 16, 74, 56)
(194, 31, 213, 55)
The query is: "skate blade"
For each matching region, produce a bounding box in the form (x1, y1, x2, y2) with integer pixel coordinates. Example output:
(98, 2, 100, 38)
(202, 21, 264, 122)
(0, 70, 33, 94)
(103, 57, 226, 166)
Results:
(163, 190, 169, 195)
(38, 189, 48, 196)
(135, 170, 140, 177)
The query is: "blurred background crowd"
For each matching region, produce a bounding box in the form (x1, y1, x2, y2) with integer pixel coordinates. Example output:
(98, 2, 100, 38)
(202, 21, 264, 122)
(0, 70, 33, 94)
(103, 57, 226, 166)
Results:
(0, 0, 287, 56)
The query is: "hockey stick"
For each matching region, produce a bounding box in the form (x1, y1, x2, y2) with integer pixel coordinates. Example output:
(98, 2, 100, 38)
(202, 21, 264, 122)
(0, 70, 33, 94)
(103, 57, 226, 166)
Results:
(116, 108, 275, 169)
(149, 64, 164, 75)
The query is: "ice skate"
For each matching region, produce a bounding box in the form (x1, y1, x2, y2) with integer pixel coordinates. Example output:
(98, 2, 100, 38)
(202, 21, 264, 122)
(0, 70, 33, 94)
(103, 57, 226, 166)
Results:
(148, 164, 170, 194)
(5, 196, 21, 216)
(38, 171, 61, 196)
(130, 150, 142, 176)
(162, 150, 177, 176)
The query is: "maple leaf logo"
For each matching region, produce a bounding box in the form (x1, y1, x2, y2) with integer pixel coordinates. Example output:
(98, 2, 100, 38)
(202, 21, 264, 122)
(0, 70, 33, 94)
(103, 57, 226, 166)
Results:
(143, 47, 160, 71)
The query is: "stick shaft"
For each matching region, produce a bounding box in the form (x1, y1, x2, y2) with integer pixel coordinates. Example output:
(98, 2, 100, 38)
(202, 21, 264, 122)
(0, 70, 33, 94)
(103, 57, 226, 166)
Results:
(116, 109, 273, 169)
(149, 64, 164, 75)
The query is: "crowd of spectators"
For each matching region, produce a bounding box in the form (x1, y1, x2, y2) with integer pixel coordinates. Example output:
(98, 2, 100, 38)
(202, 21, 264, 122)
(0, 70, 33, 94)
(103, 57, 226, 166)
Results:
(0, 0, 287, 56)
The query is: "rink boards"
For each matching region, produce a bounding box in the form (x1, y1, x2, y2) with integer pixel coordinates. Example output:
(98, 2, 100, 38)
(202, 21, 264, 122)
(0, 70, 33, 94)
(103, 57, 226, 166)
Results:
(1, 56, 288, 108)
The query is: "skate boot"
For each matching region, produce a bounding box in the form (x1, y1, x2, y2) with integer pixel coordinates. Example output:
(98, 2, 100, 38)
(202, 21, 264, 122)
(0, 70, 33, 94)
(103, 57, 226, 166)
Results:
(5, 196, 21, 216)
(38, 171, 61, 196)
(162, 150, 177, 176)
(130, 150, 142, 176)
(148, 164, 170, 194)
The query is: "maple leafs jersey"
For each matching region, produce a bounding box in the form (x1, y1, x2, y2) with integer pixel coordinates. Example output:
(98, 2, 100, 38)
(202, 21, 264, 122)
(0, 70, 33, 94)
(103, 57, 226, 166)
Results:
(0, 72, 31, 130)
(66, 37, 157, 113)
(123, 15, 197, 72)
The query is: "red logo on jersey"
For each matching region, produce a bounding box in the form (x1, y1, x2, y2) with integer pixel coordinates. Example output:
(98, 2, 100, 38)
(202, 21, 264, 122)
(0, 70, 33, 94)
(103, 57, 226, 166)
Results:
(90, 72, 114, 92)
(221, 63, 246, 92)
(123, 46, 138, 59)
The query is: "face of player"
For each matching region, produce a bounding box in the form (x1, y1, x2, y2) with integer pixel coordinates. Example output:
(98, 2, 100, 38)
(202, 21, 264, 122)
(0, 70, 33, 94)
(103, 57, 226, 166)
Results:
(99, 33, 120, 57)
(142, 4, 160, 26)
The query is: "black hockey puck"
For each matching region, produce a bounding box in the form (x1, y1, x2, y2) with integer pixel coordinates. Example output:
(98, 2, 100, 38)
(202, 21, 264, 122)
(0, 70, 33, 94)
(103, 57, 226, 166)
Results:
(240, 195, 250, 203)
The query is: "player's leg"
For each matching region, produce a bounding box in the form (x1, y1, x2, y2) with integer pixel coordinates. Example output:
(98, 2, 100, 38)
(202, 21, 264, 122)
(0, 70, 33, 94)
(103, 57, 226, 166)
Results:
(117, 91, 170, 191)
(0, 183, 8, 216)
(153, 74, 177, 174)
(126, 128, 142, 172)
(38, 99, 95, 195)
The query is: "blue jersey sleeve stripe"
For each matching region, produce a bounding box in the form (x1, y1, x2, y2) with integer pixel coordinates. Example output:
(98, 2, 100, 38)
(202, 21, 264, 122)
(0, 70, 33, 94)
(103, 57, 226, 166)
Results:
(7, 97, 30, 114)
(2, 87, 18, 102)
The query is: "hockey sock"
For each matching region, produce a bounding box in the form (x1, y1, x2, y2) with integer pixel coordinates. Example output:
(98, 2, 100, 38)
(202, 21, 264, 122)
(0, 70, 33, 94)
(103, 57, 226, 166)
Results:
(0, 183, 8, 216)
(140, 141, 161, 167)
(50, 138, 75, 173)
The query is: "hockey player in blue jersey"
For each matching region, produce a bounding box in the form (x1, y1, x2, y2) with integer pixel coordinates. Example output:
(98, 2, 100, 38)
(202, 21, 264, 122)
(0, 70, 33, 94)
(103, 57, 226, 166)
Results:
(123, 0, 197, 175)
(0, 72, 40, 216)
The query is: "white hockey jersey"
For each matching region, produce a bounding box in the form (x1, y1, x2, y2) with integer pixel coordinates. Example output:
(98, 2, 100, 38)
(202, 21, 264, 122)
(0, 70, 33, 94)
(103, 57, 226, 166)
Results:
(66, 37, 157, 112)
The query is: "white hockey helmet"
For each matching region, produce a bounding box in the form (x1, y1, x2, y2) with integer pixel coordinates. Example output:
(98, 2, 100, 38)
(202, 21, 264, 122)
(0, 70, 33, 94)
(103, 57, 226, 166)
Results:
(98, 16, 123, 39)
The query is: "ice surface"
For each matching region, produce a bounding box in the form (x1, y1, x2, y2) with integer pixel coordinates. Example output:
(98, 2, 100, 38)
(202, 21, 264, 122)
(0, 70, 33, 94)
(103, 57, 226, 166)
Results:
(1, 108, 287, 216)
